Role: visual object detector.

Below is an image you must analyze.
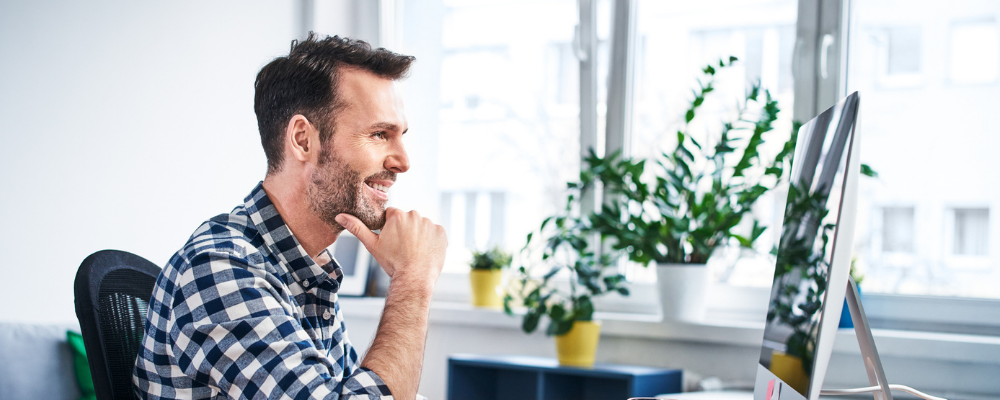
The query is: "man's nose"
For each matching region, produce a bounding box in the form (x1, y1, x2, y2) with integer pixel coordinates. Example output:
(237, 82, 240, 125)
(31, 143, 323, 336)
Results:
(385, 139, 409, 173)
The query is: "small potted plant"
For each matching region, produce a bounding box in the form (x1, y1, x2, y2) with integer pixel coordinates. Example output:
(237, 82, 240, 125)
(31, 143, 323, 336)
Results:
(504, 182, 627, 367)
(469, 246, 512, 309)
(585, 57, 794, 321)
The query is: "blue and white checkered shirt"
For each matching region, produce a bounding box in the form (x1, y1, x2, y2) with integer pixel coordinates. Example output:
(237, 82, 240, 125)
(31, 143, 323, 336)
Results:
(133, 182, 392, 399)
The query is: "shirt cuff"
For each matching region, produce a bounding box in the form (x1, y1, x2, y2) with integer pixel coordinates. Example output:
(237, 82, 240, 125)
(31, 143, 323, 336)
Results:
(342, 367, 393, 399)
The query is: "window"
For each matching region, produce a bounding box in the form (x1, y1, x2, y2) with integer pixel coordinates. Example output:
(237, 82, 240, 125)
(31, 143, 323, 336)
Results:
(887, 26, 922, 75)
(547, 42, 581, 106)
(949, 207, 990, 258)
(881, 206, 915, 253)
(949, 19, 999, 85)
(867, 205, 917, 272)
(440, 191, 507, 251)
(848, 0, 1000, 301)
(866, 25, 925, 88)
(399, 0, 611, 276)
(630, 0, 798, 287)
(393, 0, 1000, 326)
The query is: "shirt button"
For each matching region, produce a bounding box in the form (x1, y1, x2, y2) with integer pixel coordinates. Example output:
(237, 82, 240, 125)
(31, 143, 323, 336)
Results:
(323, 310, 331, 320)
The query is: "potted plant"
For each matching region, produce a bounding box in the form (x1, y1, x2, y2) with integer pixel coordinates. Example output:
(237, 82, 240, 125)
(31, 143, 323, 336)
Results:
(504, 182, 628, 367)
(469, 246, 512, 309)
(585, 57, 794, 321)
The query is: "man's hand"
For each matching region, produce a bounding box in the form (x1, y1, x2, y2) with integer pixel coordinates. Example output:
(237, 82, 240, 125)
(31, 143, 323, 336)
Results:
(335, 208, 447, 400)
(335, 208, 447, 286)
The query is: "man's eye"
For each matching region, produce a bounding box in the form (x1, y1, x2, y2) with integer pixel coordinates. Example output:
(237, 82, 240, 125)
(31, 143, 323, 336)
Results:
(372, 131, 386, 139)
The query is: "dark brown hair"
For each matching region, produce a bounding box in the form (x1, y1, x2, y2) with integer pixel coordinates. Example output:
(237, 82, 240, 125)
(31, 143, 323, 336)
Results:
(254, 33, 415, 173)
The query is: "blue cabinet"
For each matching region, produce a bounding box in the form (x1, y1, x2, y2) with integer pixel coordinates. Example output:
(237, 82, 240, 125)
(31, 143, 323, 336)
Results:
(447, 354, 682, 400)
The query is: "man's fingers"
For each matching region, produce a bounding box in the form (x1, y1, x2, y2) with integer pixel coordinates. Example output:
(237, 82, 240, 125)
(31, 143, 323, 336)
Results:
(335, 213, 378, 250)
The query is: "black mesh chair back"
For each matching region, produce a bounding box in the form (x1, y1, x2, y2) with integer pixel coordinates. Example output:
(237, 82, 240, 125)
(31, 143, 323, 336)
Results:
(74, 250, 161, 400)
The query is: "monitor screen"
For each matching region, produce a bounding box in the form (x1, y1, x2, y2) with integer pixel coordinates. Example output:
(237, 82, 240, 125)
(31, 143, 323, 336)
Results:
(755, 92, 861, 400)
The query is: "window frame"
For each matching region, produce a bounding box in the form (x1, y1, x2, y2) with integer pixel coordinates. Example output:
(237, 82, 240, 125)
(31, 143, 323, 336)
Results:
(384, 0, 1000, 336)
(826, 0, 1000, 334)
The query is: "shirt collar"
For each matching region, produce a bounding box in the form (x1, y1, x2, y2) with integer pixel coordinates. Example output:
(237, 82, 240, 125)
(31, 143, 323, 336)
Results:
(243, 182, 342, 291)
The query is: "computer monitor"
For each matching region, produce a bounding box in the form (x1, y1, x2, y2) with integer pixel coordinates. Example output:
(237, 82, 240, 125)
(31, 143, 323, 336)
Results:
(754, 92, 862, 400)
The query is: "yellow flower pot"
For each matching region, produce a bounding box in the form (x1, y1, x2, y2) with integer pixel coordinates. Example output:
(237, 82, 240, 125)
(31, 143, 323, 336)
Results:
(555, 320, 601, 367)
(469, 269, 503, 308)
(769, 351, 810, 395)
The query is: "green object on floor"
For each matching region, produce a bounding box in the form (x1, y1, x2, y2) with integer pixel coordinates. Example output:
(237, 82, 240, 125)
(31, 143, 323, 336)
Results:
(67, 330, 97, 400)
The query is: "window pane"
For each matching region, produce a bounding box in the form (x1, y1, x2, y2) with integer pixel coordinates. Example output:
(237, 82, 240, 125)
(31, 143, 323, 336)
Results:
(401, 0, 603, 273)
(631, 0, 798, 286)
(887, 26, 921, 75)
(882, 206, 915, 253)
(953, 207, 989, 256)
(848, 0, 1000, 299)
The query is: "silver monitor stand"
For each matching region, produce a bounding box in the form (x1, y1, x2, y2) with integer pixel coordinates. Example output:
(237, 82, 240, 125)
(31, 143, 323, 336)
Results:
(844, 279, 892, 400)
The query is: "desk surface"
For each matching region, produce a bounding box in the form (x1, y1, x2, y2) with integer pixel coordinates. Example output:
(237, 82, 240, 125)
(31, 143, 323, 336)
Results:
(651, 391, 753, 400)
(651, 390, 846, 400)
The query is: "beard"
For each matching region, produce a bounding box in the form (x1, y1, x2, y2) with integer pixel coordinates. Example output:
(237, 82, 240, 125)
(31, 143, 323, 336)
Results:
(308, 146, 395, 231)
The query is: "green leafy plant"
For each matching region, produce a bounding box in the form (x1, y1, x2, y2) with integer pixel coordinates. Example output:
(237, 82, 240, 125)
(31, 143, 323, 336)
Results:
(504, 182, 628, 336)
(470, 246, 513, 271)
(586, 57, 796, 265)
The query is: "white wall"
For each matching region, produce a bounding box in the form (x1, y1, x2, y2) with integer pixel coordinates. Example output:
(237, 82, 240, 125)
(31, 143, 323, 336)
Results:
(0, 1, 335, 323)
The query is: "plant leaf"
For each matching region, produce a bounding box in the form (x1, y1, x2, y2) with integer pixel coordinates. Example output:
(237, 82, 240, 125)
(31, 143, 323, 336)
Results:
(575, 296, 595, 321)
(861, 164, 879, 178)
(522, 310, 541, 333)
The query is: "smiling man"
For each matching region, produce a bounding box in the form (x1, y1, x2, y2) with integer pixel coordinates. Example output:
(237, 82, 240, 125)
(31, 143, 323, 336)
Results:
(133, 35, 447, 400)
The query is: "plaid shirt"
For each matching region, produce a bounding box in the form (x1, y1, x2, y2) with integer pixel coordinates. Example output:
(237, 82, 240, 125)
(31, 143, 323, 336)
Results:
(133, 182, 392, 399)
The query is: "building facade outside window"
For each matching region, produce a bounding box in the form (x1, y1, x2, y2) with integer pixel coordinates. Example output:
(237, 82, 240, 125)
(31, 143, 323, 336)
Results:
(849, 0, 1000, 300)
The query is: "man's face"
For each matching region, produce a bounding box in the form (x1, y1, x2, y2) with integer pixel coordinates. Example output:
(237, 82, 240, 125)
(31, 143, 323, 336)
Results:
(307, 67, 409, 231)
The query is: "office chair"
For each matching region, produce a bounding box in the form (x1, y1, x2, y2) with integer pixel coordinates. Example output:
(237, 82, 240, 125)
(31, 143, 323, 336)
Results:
(74, 250, 161, 400)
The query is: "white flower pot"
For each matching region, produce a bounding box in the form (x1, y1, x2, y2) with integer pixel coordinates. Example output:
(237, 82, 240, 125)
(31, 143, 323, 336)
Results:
(656, 263, 709, 322)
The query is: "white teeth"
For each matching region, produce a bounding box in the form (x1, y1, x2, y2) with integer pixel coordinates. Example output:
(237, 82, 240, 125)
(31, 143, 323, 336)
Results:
(369, 183, 387, 193)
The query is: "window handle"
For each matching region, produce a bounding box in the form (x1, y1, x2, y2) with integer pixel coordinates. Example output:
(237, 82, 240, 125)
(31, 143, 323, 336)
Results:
(573, 23, 589, 62)
(820, 33, 835, 79)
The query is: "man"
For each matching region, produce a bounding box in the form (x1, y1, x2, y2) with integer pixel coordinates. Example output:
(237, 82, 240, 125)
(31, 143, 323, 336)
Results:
(133, 34, 447, 400)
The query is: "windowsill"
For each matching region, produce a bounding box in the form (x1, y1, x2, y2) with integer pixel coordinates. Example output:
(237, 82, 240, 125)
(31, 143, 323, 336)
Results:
(339, 297, 1000, 365)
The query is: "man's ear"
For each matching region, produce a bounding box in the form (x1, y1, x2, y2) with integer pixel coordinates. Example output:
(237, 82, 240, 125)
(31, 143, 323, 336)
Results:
(285, 114, 319, 164)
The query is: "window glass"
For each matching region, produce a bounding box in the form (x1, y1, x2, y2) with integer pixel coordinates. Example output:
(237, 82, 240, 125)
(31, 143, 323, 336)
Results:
(881, 206, 915, 253)
(400, 0, 609, 273)
(848, 0, 1000, 299)
(952, 207, 989, 257)
(887, 26, 921, 75)
(631, 0, 798, 286)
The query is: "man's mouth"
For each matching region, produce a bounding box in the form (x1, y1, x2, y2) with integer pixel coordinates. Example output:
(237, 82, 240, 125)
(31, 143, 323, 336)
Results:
(364, 179, 393, 201)
(366, 182, 389, 193)
(362, 170, 397, 202)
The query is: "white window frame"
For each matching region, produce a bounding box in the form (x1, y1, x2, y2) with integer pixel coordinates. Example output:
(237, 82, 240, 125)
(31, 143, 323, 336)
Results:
(831, 0, 1000, 335)
(373, 0, 1000, 337)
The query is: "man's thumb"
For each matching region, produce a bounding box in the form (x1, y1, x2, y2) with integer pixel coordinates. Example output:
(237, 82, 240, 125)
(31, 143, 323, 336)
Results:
(335, 213, 378, 249)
